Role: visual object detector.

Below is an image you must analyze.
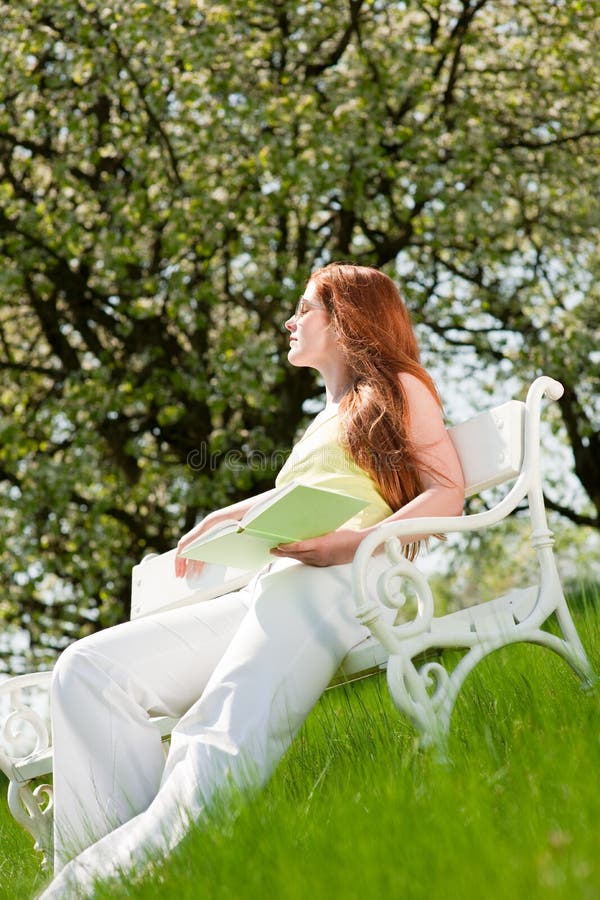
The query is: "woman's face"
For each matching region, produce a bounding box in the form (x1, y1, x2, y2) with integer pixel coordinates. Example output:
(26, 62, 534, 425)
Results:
(284, 280, 341, 372)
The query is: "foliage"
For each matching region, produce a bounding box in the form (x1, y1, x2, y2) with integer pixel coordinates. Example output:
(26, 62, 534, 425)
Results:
(0, 0, 598, 667)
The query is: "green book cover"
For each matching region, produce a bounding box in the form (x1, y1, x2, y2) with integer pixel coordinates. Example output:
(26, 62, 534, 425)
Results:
(181, 483, 368, 570)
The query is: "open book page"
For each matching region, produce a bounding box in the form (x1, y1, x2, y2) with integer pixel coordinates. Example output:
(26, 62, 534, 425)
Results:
(181, 483, 369, 570)
(181, 524, 275, 570)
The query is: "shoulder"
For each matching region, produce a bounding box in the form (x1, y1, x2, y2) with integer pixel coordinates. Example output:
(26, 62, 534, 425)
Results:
(398, 371, 445, 440)
(398, 371, 440, 408)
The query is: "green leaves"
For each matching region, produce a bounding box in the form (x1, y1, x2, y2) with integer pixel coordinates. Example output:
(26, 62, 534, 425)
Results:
(0, 0, 598, 669)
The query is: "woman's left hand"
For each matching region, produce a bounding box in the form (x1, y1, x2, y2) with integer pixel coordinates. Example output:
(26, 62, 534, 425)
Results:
(270, 529, 364, 567)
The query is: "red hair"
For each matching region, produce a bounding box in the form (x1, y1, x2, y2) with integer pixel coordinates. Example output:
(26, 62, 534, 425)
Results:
(309, 263, 441, 549)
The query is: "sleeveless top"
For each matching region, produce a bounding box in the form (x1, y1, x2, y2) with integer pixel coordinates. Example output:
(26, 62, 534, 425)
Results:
(275, 404, 393, 530)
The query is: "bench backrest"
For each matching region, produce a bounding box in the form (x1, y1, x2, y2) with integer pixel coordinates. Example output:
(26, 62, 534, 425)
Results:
(448, 400, 525, 498)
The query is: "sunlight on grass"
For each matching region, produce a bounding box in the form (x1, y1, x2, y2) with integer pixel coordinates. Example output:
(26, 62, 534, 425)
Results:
(2, 586, 600, 899)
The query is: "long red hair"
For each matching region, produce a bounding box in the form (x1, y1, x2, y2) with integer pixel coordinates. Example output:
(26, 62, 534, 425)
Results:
(309, 263, 441, 520)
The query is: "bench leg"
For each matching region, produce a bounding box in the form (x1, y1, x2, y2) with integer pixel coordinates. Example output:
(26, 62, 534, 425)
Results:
(0, 671, 55, 864)
(386, 619, 594, 757)
(7, 777, 54, 866)
(386, 653, 458, 758)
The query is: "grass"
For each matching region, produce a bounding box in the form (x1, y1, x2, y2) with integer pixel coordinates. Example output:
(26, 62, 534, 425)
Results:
(2, 587, 600, 900)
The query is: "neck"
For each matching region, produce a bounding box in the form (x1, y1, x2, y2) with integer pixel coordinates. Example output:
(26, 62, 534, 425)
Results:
(311, 351, 353, 406)
(323, 372, 353, 406)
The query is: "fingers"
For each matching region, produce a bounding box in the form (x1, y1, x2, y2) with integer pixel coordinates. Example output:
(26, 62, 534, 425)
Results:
(270, 542, 318, 565)
(175, 523, 210, 578)
(272, 540, 310, 553)
(175, 531, 195, 578)
(187, 558, 205, 578)
(174, 552, 206, 579)
(270, 531, 357, 567)
(174, 552, 186, 578)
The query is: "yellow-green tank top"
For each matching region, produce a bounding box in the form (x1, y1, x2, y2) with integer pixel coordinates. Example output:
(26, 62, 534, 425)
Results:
(275, 404, 392, 530)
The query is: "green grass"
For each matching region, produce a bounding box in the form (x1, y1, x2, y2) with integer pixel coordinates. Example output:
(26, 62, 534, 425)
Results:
(3, 589, 600, 900)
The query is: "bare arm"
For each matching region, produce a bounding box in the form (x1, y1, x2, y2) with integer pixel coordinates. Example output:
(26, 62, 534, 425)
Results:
(382, 372, 465, 524)
(271, 373, 464, 567)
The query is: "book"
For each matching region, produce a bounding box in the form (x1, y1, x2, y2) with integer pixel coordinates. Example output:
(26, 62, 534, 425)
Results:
(180, 482, 369, 570)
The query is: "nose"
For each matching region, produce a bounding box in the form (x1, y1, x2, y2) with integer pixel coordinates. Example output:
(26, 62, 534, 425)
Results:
(284, 315, 296, 333)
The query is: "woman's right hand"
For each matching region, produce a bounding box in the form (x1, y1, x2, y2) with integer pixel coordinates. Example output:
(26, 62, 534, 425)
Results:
(175, 530, 205, 580)
(174, 515, 221, 579)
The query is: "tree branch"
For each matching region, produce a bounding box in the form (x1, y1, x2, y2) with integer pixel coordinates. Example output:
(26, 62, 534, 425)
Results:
(543, 495, 599, 530)
(500, 127, 600, 151)
(0, 360, 63, 376)
(303, 0, 364, 77)
(90, 19, 182, 186)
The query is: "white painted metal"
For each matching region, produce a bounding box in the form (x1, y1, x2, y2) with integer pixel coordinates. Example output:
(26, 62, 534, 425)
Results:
(0, 671, 54, 860)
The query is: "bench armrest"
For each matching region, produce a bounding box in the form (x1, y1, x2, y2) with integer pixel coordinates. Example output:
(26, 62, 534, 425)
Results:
(351, 375, 563, 651)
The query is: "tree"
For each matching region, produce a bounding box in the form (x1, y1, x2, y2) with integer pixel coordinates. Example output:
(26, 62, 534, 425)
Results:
(0, 0, 598, 671)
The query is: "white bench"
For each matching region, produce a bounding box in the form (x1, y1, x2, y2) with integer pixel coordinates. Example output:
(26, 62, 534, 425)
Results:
(0, 375, 593, 863)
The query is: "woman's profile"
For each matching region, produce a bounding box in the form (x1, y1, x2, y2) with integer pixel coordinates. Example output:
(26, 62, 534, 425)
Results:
(41, 263, 464, 897)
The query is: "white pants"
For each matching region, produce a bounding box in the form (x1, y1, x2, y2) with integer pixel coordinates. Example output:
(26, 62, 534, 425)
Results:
(43, 558, 371, 897)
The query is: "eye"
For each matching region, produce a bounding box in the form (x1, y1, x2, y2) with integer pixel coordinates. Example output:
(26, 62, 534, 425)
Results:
(293, 298, 309, 318)
(294, 298, 323, 318)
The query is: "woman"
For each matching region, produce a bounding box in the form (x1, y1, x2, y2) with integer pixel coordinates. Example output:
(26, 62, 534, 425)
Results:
(42, 264, 464, 897)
